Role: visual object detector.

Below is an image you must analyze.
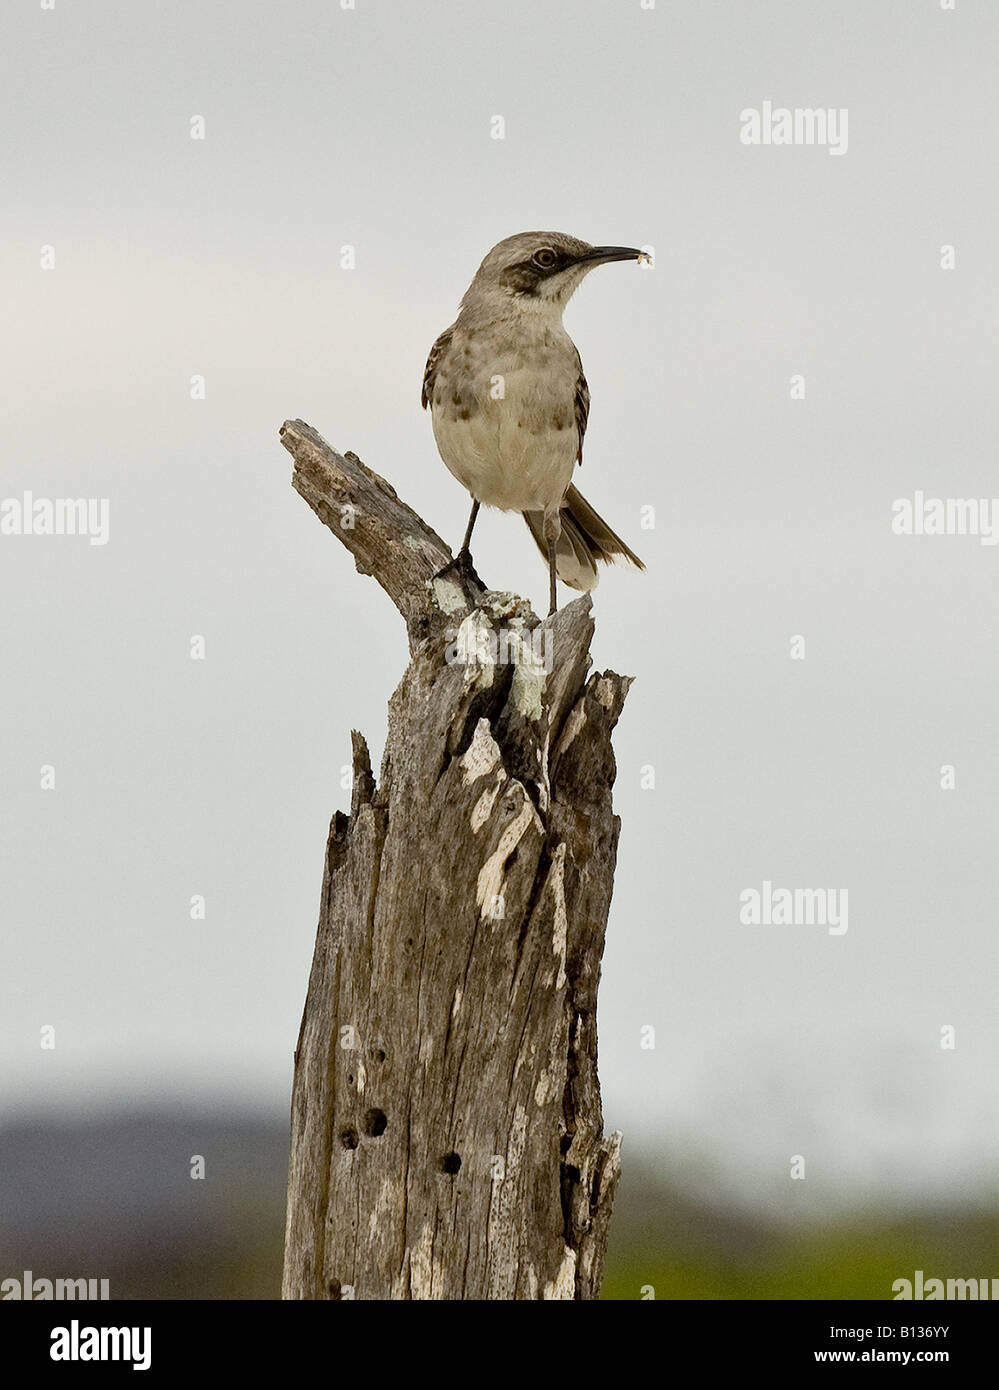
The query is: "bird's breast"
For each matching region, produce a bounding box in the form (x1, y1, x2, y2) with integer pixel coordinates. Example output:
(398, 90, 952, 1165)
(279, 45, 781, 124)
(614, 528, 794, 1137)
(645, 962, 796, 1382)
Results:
(431, 336, 579, 512)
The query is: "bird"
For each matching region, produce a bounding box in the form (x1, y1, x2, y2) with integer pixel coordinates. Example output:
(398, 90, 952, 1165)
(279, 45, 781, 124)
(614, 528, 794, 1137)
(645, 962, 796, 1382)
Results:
(422, 230, 646, 616)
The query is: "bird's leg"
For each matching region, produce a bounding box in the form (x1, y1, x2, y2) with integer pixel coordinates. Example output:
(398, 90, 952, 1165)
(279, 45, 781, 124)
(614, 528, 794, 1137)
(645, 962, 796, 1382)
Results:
(433, 499, 484, 607)
(457, 499, 480, 562)
(435, 499, 480, 581)
(543, 509, 561, 617)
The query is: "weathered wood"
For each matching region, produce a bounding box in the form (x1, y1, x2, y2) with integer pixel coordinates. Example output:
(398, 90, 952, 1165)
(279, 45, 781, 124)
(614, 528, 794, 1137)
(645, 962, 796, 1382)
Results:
(279, 418, 630, 1300)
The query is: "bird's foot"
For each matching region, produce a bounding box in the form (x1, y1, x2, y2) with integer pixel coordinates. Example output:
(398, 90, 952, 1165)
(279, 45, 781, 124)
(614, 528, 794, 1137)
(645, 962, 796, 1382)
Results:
(433, 549, 484, 607)
(432, 550, 463, 581)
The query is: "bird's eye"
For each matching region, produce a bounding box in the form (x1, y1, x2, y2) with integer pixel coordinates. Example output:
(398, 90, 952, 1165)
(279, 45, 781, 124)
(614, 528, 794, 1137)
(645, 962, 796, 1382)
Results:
(533, 248, 557, 269)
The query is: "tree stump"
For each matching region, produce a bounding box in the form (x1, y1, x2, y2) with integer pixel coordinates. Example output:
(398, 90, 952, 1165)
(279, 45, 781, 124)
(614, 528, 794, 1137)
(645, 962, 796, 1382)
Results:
(279, 419, 631, 1300)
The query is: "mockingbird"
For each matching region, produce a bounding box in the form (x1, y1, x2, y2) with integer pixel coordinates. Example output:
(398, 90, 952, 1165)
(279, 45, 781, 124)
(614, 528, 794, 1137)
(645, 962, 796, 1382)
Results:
(422, 230, 646, 615)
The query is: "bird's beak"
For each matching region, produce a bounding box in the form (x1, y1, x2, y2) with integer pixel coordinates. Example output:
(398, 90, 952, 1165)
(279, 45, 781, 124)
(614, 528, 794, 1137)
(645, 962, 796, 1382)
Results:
(577, 246, 646, 266)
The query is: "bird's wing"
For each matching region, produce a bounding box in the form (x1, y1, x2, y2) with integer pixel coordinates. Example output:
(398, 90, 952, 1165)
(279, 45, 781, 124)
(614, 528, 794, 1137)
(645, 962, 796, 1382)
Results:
(422, 324, 455, 409)
(573, 352, 590, 465)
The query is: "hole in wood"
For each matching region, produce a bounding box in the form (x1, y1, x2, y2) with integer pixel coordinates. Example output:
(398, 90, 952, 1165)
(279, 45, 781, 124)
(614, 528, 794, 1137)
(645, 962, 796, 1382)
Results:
(328, 1279, 342, 1300)
(363, 1108, 387, 1137)
(441, 1152, 462, 1175)
(372, 1048, 386, 1063)
(339, 1126, 359, 1150)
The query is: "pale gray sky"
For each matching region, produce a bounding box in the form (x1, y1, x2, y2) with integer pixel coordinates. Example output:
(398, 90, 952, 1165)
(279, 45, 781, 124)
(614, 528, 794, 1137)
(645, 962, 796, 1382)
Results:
(2, 0, 997, 1221)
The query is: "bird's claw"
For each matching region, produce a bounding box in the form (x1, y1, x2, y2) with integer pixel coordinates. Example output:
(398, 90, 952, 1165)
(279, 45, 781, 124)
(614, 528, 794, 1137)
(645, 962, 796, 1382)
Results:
(433, 549, 483, 608)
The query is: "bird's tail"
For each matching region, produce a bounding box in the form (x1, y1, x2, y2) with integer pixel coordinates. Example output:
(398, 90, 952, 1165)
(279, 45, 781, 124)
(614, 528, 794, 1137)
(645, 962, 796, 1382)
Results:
(522, 485, 645, 593)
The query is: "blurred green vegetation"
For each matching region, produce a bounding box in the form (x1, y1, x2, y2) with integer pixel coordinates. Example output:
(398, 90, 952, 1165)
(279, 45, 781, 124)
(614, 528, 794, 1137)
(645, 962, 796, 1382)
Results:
(602, 1164, 999, 1300)
(107, 1201, 999, 1300)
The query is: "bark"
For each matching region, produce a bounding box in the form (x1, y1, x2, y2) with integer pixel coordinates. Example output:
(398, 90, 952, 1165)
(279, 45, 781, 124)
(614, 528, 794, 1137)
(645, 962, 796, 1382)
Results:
(279, 418, 630, 1300)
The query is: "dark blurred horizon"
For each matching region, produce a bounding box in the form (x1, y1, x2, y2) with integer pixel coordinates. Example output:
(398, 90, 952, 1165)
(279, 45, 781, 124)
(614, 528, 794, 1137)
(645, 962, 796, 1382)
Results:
(2, 1104, 995, 1300)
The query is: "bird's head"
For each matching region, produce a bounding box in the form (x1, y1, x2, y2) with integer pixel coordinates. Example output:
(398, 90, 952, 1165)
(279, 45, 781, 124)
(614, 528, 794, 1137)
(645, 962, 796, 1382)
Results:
(461, 231, 646, 318)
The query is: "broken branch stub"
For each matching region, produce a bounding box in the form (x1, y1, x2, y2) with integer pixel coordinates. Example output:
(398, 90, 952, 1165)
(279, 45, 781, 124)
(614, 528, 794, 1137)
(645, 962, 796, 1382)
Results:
(279, 418, 631, 1300)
